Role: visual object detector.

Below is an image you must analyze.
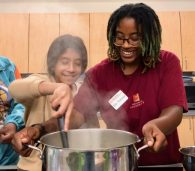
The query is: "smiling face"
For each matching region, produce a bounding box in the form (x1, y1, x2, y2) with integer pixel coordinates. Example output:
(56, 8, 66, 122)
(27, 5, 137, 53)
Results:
(115, 17, 141, 67)
(53, 48, 82, 85)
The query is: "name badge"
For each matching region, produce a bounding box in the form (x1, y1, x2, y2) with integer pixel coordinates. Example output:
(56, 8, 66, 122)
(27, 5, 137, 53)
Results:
(109, 90, 128, 110)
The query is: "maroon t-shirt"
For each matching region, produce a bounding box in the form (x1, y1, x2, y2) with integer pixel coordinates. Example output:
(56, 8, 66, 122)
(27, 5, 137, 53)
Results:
(74, 50, 188, 165)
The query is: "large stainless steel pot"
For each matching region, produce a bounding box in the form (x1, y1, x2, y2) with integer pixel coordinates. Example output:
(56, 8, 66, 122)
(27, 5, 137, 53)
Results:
(29, 128, 148, 171)
(179, 146, 195, 171)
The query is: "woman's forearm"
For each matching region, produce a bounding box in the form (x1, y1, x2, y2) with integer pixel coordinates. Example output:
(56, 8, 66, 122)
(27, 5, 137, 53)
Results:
(148, 105, 183, 135)
(38, 81, 67, 96)
(9, 74, 48, 102)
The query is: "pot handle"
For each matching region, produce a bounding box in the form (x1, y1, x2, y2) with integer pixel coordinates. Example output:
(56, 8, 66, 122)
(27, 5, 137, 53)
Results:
(134, 144, 149, 159)
(24, 141, 44, 160)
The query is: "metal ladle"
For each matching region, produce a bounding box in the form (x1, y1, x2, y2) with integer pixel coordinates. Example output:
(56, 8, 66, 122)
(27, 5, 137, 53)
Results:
(57, 117, 69, 148)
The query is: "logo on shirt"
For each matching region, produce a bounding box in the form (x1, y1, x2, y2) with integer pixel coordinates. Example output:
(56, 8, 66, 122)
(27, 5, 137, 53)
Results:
(130, 93, 144, 109)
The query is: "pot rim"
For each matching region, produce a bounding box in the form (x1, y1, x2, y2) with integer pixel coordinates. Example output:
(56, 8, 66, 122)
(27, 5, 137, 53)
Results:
(38, 141, 137, 152)
(39, 128, 141, 152)
(179, 146, 195, 157)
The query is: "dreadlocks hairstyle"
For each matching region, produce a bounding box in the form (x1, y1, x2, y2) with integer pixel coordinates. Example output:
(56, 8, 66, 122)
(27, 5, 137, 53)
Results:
(107, 3, 162, 72)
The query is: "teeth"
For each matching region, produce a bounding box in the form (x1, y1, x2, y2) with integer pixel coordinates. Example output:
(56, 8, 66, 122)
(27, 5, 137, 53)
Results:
(123, 51, 133, 55)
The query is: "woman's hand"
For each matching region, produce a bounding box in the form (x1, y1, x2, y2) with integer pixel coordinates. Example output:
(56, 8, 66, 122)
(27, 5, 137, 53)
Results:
(0, 123, 16, 143)
(11, 126, 40, 157)
(142, 122, 168, 152)
(50, 84, 74, 130)
(142, 106, 183, 152)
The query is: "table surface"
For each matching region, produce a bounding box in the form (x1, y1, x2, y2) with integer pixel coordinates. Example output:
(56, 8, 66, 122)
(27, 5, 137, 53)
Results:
(138, 163, 185, 171)
(0, 164, 186, 171)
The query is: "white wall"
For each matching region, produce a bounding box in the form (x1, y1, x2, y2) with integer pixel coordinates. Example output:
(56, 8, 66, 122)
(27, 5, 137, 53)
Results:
(0, 0, 195, 12)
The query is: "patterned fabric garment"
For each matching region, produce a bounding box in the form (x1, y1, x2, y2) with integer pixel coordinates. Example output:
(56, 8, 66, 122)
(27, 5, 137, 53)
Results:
(0, 56, 25, 165)
(0, 83, 12, 123)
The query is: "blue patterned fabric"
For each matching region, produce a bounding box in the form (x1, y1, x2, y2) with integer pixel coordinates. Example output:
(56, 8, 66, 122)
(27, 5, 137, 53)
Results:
(0, 56, 25, 165)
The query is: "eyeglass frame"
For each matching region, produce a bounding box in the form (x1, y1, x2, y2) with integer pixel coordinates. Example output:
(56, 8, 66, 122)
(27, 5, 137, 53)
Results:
(113, 33, 141, 46)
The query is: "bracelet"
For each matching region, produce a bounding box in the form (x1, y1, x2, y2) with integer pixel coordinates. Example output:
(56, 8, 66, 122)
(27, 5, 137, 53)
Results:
(31, 123, 47, 139)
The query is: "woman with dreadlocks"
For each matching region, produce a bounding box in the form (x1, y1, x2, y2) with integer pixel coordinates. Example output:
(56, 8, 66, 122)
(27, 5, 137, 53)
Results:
(12, 3, 187, 166)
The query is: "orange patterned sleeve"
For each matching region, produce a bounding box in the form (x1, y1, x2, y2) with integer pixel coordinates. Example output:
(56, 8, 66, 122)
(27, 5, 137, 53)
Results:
(14, 66, 21, 79)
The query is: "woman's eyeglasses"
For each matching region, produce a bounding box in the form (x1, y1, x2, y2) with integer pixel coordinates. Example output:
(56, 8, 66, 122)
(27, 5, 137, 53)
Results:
(114, 35, 141, 46)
